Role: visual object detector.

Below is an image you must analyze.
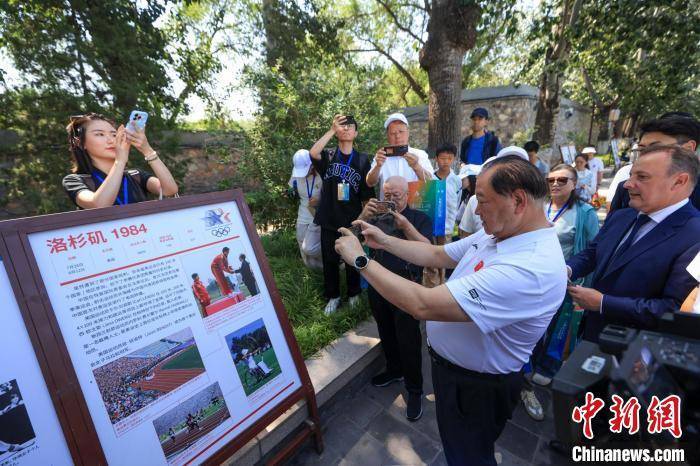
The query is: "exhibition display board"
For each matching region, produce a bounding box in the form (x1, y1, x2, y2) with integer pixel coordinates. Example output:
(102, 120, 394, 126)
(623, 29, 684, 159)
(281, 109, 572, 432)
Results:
(0, 191, 321, 465)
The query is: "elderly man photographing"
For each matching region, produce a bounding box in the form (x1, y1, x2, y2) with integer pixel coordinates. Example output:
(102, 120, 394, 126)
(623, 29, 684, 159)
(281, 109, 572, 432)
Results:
(358, 176, 432, 421)
(336, 155, 567, 465)
(366, 113, 434, 199)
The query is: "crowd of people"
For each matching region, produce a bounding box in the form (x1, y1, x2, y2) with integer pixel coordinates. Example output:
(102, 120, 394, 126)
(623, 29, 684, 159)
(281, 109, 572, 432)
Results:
(58, 106, 700, 465)
(93, 355, 162, 423)
(291, 109, 700, 464)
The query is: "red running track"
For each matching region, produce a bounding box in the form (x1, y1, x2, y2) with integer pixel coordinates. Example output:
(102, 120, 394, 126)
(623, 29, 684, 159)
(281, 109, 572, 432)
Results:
(133, 350, 204, 393)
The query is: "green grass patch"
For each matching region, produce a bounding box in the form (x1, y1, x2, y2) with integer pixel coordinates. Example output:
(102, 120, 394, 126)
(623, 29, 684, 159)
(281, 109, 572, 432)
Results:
(235, 348, 282, 395)
(162, 346, 205, 370)
(260, 229, 372, 359)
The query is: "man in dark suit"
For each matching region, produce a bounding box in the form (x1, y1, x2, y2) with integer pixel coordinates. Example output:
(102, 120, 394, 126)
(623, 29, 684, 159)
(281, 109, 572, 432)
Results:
(609, 114, 700, 212)
(567, 144, 700, 342)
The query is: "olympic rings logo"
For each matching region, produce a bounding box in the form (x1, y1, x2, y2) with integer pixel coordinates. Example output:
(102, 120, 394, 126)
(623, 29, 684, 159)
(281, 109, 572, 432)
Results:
(210, 226, 231, 237)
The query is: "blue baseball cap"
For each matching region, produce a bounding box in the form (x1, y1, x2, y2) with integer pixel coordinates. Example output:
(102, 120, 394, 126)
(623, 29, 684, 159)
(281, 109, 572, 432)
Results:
(470, 107, 489, 119)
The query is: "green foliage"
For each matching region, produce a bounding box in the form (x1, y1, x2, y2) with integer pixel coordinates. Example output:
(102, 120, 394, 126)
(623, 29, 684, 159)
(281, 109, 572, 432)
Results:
(260, 229, 372, 358)
(237, 3, 388, 229)
(0, 0, 230, 215)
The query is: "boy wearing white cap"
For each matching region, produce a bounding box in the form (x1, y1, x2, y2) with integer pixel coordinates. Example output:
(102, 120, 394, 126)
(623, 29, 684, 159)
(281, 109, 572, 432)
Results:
(366, 112, 435, 199)
(582, 146, 604, 193)
(289, 149, 323, 269)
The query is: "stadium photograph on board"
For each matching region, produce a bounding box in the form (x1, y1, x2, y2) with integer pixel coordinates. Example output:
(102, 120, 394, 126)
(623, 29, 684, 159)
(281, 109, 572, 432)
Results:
(92, 328, 206, 425)
(152, 382, 231, 464)
(224, 318, 281, 396)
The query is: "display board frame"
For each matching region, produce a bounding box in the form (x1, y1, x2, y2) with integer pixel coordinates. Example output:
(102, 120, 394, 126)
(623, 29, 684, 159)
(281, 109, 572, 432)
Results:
(0, 190, 322, 465)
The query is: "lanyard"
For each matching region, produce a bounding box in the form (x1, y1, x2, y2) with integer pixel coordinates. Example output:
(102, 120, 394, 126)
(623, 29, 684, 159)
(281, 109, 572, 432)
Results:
(547, 199, 570, 223)
(335, 148, 355, 182)
(305, 174, 316, 199)
(92, 172, 128, 205)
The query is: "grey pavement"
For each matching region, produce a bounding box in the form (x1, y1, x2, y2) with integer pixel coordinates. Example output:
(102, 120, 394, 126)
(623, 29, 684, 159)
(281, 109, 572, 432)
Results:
(285, 169, 618, 465)
(286, 335, 573, 466)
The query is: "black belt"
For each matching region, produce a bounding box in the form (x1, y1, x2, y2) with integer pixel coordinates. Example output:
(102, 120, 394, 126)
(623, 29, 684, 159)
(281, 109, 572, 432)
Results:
(428, 345, 522, 382)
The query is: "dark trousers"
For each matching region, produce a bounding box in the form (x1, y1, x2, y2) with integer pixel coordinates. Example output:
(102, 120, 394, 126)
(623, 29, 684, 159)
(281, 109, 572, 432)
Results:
(430, 351, 523, 466)
(368, 286, 423, 393)
(320, 227, 361, 299)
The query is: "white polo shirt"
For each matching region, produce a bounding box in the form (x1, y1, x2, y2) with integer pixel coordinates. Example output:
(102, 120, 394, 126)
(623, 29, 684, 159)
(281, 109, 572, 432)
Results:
(371, 146, 435, 199)
(427, 227, 567, 374)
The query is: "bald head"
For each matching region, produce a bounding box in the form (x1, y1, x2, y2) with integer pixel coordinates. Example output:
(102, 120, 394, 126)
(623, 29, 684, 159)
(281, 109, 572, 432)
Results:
(383, 176, 409, 211)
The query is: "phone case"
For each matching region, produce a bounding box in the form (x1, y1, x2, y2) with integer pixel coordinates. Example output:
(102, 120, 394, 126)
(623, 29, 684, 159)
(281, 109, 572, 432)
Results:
(128, 110, 148, 131)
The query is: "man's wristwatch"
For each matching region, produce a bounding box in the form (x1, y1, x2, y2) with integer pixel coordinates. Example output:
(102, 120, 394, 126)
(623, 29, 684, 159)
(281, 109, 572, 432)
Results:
(353, 254, 370, 271)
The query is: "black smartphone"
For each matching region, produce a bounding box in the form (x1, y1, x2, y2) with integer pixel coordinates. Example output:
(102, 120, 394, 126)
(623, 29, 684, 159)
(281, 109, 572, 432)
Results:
(375, 201, 396, 213)
(384, 145, 409, 156)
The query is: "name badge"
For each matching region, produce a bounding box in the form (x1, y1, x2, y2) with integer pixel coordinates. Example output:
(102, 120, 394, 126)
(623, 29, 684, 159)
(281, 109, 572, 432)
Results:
(337, 182, 350, 202)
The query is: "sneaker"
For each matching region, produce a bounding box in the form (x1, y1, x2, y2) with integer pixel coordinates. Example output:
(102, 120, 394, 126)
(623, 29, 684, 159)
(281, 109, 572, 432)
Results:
(371, 372, 403, 387)
(406, 392, 423, 421)
(324, 298, 341, 315)
(521, 389, 544, 421)
(348, 295, 360, 308)
(532, 373, 552, 386)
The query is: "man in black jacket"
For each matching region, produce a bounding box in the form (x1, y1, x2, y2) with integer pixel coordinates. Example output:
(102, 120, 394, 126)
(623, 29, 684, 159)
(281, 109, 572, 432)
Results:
(459, 107, 502, 166)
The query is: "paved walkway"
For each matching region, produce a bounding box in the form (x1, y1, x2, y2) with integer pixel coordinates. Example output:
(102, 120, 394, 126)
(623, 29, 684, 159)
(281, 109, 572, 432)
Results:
(288, 336, 571, 466)
(287, 169, 617, 465)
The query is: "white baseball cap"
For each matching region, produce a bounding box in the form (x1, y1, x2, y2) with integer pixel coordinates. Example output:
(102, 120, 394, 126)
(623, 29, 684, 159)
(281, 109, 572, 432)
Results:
(384, 112, 409, 129)
(483, 146, 530, 165)
(582, 146, 596, 154)
(458, 164, 483, 179)
(292, 149, 312, 177)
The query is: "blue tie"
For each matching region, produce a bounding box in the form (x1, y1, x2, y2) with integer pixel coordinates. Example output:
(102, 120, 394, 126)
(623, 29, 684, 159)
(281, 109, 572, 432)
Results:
(611, 214, 652, 263)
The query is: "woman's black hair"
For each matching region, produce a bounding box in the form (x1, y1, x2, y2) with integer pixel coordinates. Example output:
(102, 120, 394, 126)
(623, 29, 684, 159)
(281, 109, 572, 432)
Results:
(574, 153, 589, 169)
(550, 163, 581, 206)
(66, 113, 116, 174)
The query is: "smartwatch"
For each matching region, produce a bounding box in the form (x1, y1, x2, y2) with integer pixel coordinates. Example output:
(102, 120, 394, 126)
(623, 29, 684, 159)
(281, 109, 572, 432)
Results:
(353, 254, 370, 271)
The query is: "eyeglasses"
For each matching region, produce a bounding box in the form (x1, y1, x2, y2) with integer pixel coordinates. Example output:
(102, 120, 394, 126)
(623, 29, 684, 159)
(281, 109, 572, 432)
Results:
(547, 177, 572, 185)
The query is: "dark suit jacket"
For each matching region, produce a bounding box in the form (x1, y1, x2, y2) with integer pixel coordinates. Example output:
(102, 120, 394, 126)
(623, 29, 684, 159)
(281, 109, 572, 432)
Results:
(567, 202, 700, 342)
(608, 180, 700, 213)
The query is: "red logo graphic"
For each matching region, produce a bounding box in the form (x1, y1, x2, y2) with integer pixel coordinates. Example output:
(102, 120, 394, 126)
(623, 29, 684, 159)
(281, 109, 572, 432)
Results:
(474, 260, 484, 272)
(647, 395, 682, 438)
(572, 392, 605, 439)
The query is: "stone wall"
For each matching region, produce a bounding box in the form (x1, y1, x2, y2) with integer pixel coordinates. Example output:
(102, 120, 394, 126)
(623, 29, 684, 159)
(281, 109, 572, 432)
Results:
(406, 91, 595, 166)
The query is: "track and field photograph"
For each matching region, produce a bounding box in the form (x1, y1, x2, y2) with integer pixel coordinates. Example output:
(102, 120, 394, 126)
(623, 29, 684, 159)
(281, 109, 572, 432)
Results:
(92, 328, 206, 425)
(224, 319, 281, 396)
(181, 246, 259, 319)
(0, 379, 36, 463)
(152, 382, 230, 464)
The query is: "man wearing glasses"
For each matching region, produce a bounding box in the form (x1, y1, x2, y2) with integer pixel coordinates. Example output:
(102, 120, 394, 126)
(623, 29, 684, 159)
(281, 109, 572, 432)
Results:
(357, 176, 432, 421)
(366, 113, 435, 200)
(609, 113, 700, 212)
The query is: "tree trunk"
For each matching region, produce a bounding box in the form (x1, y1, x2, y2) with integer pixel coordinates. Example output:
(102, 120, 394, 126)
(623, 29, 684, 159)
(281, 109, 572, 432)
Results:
(533, 0, 583, 148)
(419, 0, 480, 155)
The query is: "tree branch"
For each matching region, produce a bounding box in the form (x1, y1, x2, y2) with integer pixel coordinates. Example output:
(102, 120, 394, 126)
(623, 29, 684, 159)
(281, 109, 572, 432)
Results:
(375, 0, 425, 45)
(347, 41, 427, 101)
(580, 67, 603, 108)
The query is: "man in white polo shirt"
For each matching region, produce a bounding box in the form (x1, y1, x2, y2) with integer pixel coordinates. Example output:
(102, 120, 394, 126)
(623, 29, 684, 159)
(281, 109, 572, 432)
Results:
(335, 155, 567, 465)
(366, 112, 435, 199)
